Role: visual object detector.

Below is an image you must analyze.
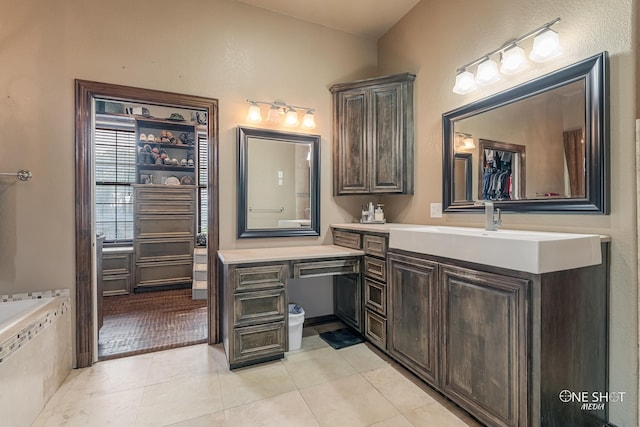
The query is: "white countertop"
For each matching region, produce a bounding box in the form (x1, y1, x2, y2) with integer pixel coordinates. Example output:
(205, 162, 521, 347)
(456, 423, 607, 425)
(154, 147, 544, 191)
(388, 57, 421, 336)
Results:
(218, 244, 364, 265)
(330, 222, 422, 233)
(332, 222, 611, 242)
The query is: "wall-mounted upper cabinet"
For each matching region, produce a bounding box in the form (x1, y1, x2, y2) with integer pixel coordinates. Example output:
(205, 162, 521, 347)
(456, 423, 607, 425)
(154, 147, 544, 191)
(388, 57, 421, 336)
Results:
(330, 73, 415, 195)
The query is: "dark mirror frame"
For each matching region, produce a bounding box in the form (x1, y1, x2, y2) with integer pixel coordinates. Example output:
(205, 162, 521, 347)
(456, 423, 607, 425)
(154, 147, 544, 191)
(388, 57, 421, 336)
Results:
(443, 51, 608, 214)
(237, 126, 321, 238)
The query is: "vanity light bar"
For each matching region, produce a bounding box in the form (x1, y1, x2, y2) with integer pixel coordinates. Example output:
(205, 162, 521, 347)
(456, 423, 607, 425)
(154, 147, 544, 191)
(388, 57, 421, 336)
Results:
(246, 99, 316, 129)
(453, 18, 563, 95)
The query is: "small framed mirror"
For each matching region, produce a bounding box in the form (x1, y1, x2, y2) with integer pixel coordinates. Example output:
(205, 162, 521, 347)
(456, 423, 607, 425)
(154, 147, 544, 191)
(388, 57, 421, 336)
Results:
(238, 126, 320, 238)
(443, 52, 608, 213)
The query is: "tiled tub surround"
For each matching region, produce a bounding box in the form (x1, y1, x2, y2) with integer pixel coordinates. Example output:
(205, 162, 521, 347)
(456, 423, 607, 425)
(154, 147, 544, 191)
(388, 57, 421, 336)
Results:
(0, 290, 72, 427)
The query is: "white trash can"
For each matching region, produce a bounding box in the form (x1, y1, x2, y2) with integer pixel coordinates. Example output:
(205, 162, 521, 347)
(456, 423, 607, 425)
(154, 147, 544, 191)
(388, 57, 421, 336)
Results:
(288, 303, 305, 351)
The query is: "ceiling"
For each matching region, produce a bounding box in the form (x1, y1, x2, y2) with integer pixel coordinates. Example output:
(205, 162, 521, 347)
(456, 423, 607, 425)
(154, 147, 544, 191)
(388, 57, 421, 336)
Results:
(234, 0, 421, 39)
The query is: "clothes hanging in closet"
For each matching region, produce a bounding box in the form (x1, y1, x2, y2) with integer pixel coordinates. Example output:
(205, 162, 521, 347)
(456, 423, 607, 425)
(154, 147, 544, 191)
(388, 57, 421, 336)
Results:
(482, 149, 512, 200)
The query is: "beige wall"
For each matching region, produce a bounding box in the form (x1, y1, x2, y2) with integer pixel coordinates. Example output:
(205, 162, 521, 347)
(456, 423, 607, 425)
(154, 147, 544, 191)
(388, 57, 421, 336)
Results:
(0, 0, 377, 366)
(378, 0, 637, 425)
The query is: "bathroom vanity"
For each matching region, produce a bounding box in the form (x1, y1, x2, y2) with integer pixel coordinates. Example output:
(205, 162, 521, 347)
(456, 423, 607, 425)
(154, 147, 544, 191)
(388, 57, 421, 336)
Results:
(331, 223, 609, 427)
(218, 245, 363, 369)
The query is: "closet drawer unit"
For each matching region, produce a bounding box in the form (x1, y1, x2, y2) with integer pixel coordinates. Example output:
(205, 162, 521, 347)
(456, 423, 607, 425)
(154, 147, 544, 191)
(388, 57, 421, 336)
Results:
(364, 256, 386, 282)
(233, 264, 287, 292)
(134, 186, 196, 203)
(233, 321, 287, 365)
(363, 234, 387, 258)
(365, 309, 387, 351)
(135, 237, 194, 262)
(364, 278, 386, 316)
(234, 289, 286, 327)
(333, 230, 362, 249)
(293, 258, 360, 278)
(136, 259, 193, 287)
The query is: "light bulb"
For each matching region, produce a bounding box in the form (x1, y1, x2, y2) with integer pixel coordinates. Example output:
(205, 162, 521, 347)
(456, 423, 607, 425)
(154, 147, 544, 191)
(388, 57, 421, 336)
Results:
(452, 70, 477, 95)
(284, 107, 299, 127)
(246, 102, 262, 123)
(301, 110, 316, 129)
(529, 29, 563, 62)
(267, 104, 281, 124)
(475, 58, 501, 86)
(500, 45, 529, 75)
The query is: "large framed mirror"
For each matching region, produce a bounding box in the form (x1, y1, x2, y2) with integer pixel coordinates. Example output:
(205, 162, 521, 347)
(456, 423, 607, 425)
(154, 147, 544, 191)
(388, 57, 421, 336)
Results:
(238, 126, 320, 238)
(443, 51, 608, 213)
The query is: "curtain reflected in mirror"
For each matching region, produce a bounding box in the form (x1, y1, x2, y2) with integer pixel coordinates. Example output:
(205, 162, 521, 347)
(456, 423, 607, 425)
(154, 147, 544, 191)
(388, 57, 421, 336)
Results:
(563, 129, 585, 197)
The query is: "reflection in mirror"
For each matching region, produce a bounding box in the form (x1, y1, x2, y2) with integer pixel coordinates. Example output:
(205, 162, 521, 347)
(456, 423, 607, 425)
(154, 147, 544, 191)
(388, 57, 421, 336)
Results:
(477, 139, 526, 201)
(443, 52, 607, 213)
(238, 127, 320, 238)
(453, 153, 472, 202)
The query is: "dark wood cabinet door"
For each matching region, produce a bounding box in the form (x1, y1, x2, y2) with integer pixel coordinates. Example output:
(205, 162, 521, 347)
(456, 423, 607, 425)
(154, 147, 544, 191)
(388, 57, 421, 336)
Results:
(335, 89, 368, 194)
(334, 274, 362, 332)
(388, 252, 439, 386)
(369, 83, 403, 193)
(440, 265, 528, 427)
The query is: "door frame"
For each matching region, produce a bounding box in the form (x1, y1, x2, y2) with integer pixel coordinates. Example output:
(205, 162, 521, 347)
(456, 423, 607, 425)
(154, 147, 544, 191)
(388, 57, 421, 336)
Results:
(74, 80, 220, 367)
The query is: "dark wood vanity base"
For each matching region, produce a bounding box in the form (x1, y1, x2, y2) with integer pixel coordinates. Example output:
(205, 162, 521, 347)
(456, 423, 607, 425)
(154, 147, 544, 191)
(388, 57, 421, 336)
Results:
(218, 245, 364, 370)
(331, 224, 610, 427)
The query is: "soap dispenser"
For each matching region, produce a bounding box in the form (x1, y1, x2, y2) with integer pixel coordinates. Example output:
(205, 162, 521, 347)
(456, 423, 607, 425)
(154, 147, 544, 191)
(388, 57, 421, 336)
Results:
(374, 204, 385, 222)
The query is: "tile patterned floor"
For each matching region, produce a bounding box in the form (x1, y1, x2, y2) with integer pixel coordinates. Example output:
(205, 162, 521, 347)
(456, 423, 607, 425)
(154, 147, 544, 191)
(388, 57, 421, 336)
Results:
(99, 289, 207, 360)
(33, 330, 482, 427)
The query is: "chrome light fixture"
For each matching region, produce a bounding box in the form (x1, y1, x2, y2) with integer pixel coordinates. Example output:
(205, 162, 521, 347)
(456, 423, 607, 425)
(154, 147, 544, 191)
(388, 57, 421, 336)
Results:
(246, 100, 316, 130)
(452, 17, 562, 95)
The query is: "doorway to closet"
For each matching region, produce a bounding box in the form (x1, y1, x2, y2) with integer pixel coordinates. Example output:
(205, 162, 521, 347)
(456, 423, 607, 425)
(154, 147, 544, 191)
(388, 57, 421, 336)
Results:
(75, 80, 219, 367)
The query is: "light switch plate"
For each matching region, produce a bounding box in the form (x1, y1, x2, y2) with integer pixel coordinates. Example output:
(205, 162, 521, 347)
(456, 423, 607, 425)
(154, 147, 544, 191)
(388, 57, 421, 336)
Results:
(430, 202, 443, 218)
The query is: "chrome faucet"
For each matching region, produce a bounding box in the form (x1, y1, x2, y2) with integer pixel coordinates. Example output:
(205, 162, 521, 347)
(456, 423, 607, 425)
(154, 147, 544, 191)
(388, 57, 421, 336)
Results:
(475, 200, 502, 231)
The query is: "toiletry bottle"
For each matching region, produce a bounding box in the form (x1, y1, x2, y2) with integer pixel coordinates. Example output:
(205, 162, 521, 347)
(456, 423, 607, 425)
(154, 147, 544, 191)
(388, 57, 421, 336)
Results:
(368, 202, 375, 222)
(375, 204, 384, 222)
(361, 205, 369, 223)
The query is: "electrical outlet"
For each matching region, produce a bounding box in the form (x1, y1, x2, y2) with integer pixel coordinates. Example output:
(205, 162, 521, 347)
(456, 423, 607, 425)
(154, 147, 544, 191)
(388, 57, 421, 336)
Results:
(430, 202, 443, 218)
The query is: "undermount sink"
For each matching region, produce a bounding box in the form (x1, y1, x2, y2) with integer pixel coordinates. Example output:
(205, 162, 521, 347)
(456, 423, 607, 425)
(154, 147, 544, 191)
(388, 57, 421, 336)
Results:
(388, 226, 602, 274)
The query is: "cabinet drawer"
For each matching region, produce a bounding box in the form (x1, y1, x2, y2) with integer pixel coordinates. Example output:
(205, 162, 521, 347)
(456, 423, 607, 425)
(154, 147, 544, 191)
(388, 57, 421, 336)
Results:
(363, 234, 387, 258)
(103, 274, 131, 296)
(135, 186, 195, 202)
(293, 258, 360, 278)
(136, 259, 193, 287)
(233, 322, 286, 364)
(136, 200, 196, 215)
(364, 256, 386, 282)
(234, 289, 286, 327)
(364, 278, 386, 315)
(234, 264, 287, 292)
(136, 214, 195, 238)
(102, 251, 133, 276)
(333, 230, 362, 249)
(365, 309, 387, 351)
(135, 237, 194, 262)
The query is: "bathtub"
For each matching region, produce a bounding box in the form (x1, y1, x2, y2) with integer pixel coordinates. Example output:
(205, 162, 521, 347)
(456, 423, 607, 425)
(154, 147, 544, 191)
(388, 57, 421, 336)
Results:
(0, 291, 72, 427)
